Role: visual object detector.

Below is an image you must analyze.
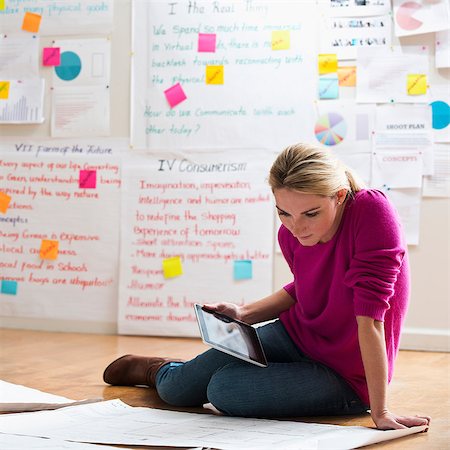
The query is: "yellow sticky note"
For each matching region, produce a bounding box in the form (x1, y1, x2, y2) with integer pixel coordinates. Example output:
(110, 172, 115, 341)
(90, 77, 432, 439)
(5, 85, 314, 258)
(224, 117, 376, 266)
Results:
(407, 74, 427, 95)
(162, 256, 183, 278)
(337, 66, 356, 87)
(0, 0, 5, 11)
(22, 11, 42, 33)
(206, 65, 224, 85)
(272, 30, 290, 50)
(0, 81, 10, 100)
(40, 239, 59, 260)
(318, 53, 338, 75)
(0, 191, 11, 213)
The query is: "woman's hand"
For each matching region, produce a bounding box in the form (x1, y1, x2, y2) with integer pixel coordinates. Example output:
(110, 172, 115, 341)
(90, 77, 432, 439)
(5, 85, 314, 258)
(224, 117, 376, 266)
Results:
(372, 410, 431, 430)
(202, 302, 243, 321)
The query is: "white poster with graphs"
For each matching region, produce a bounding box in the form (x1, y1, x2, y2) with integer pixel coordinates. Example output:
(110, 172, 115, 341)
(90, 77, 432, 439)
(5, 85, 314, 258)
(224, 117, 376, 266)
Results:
(118, 150, 275, 336)
(130, 0, 318, 150)
(0, 138, 125, 322)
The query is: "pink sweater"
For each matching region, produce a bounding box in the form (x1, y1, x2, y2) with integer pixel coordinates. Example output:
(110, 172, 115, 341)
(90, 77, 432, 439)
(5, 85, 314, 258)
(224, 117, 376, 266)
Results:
(279, 189, 409, 405)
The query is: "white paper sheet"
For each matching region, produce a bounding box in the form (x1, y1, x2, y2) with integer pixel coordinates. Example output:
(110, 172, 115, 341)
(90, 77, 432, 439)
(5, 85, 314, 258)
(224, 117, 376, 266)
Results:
(356, 46, 429, 104)
(0, 399, 427, 450)
(423, 143, 450, 198)
(325, 0, 391, 17)
(0, 1, 113, 35)
(0, 79, 45, 124)
(435, 30, 450, 69)
(393, 0, 450, 37)
(0, 35, 39, 79)
(118, 150, 274, 336)
(429, 85, 450, 144)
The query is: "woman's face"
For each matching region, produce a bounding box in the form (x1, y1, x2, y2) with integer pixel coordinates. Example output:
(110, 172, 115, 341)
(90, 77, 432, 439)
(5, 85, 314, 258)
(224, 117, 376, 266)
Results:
(273, 188, 345, 246)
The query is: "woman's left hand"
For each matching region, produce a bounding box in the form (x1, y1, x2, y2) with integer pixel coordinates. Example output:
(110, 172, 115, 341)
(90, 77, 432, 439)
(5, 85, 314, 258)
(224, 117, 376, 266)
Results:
(372, 410, 431, 430)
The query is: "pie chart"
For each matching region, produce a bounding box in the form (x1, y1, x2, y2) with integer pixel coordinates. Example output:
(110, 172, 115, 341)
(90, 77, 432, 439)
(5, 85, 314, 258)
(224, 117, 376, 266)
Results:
(314, 112, 347, 146)
(396, 1, 423, 31)
(55, 51, 82, 81)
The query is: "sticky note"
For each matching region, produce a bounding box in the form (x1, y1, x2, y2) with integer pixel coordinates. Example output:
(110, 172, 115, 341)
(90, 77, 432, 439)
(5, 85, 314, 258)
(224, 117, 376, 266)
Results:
(162, 256, 183, 278)
(22, 11, 42, 33)
(0, 191, 11, 213)
(272, 30, 290, 50)
(0, 0, 5, 11)
(234, 260, 253, 280)
(164, 83, 187, 108)
(1, 280, 18, 295)
(40, 239, 59, 260)
(43, 47, 61, 66)
(337, 66, 356, 87)
(198, 33, 216, 52)
(318, 53, 338, 75)
(79, 170, 97, 189)
(0, 81, 10, 100)
(407, 74, 427, 95)
(206, 65, 224, 85)
(318, 73, 339, 99)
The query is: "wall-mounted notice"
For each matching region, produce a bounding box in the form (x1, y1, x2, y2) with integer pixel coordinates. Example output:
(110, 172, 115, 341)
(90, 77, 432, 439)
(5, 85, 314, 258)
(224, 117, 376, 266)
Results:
(0, 0, 113, 35)
(131, 0, 317, 150)
(0, 138, 125, 323)
(119, 151, 275, 336)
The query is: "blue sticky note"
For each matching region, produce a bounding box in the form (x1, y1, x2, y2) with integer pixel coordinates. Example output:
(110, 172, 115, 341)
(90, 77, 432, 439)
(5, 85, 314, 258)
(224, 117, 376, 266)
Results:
(318, 73, 339, 99)
(1, 280, 18, 295)
(234, 260, 253, 280)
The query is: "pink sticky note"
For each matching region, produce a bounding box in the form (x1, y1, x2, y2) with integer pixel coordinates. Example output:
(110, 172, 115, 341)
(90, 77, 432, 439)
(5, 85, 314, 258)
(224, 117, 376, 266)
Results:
(43, 47, 61, 66)
(164, 83, 187, 108)
(79, 170, 97, 189)
(198, 33, 216, 52)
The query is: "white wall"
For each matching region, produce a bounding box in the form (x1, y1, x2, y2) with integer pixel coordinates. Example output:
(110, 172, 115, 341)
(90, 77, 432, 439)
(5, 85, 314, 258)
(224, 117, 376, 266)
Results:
(1, 0, 449, 351)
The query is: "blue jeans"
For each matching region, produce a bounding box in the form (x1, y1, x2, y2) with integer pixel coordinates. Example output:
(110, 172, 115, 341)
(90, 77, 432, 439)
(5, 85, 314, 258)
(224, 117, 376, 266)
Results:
(156, 320, 368, 418)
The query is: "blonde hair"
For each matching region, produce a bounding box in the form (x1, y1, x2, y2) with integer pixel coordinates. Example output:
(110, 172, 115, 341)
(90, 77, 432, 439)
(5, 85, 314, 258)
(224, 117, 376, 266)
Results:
(269, 143, 365, 197)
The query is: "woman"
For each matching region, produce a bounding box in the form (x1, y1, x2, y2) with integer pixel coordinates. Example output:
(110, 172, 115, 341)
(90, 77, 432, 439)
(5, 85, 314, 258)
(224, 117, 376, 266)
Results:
(104, 143, 430, 430)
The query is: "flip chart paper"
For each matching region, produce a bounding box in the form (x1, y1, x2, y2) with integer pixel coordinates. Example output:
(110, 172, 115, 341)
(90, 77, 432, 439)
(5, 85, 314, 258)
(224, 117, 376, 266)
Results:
(206, 65, 224, 85)
(198, 33, 216, 52)
(39, 240, 59, 260)
(162, 257, 183, 278)
(164, 83, 187, 108)
(1, 280, 18, 295)
(407, 74, 427, 95)
(0, 191, 11, 213)
(271, 31, 290, 50)
(22, 12, 42, 33)
(43, 47, 61, 66)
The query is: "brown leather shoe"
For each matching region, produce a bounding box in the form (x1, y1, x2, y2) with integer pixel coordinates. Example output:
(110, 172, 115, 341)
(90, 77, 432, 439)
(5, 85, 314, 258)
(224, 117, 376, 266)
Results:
(103, 354, 183, 387)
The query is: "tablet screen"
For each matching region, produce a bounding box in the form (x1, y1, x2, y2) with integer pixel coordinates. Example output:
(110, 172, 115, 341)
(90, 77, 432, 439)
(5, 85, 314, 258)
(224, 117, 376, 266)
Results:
(194, 304, 268, 367)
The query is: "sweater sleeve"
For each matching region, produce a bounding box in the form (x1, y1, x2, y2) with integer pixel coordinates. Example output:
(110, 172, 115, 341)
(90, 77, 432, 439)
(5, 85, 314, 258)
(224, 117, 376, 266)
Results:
(344, 191, 406, 321)
(278, 225, 297, 301)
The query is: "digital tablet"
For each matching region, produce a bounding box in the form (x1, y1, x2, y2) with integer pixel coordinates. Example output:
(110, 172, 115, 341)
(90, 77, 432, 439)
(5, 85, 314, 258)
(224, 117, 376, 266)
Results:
(194, 304, 268, 367)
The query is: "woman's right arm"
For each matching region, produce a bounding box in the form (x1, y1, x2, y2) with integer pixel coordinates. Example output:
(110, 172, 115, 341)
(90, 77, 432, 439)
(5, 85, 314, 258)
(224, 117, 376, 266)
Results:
(204, 288, 295, 325)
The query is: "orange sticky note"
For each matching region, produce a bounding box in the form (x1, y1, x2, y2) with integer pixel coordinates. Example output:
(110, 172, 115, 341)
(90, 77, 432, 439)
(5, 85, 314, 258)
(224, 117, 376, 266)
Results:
(318, 53, 338, 75)
(272, 30, 290, 50)
(407, 74, 427, 95)
(206, 65, 224, 85)
(40, 239, 59, 260)
(162, 256, 183, 278)
(0, 81, 10, 100)
(22, 12, 42, 33)
(337, 66, 356, 87)
(0, 191, 11, 213)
